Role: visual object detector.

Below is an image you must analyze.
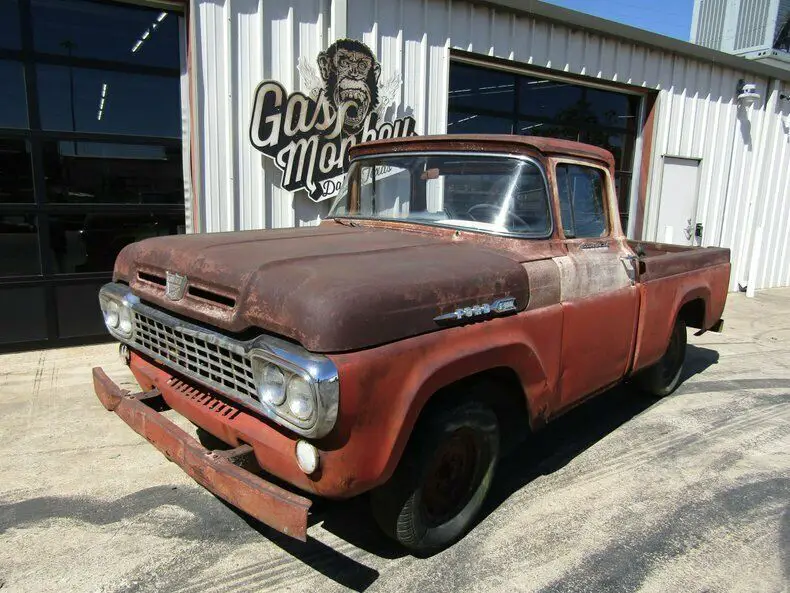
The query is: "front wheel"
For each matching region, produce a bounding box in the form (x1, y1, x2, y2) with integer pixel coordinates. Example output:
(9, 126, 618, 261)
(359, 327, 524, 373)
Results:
(636, 317, 687, 397)
(371, 399, 500, 555)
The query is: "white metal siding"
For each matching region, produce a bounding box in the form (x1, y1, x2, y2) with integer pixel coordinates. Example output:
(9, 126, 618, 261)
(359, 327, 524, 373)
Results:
(191, 0, 790, 291)
(192, 0, 330, 233)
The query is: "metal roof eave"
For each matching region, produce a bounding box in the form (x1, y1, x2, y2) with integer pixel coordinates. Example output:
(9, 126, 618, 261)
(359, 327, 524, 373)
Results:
(477, 0, 790, 82)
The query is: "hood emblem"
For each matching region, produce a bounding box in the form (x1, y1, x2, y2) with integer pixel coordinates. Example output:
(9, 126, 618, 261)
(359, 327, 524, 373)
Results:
(434, 297, 518, 325)
(165, 271, 188, 301)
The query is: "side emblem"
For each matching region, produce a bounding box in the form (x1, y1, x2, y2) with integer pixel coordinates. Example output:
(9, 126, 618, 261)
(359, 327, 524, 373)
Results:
(434, 297, 518, 325)
(165, 271, 188, 301)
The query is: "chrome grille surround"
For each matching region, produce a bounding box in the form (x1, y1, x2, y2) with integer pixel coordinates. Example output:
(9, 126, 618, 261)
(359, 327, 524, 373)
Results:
(99, 282, 339, 438)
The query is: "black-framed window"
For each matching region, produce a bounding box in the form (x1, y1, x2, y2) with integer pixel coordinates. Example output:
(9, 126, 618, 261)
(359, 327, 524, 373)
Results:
(0, 0, 184, 348)
(448, 61, 643, 232)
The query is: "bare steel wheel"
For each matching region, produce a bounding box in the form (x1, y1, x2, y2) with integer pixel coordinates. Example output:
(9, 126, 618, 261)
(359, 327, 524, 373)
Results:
(371, 398, 499, 555)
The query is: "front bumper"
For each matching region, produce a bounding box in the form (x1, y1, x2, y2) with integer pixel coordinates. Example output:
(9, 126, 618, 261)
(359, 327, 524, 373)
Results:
(92, 367, 312, 540)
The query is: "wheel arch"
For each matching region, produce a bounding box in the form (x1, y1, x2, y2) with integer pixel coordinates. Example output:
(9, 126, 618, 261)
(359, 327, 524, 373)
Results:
(379, 342, 550, 485)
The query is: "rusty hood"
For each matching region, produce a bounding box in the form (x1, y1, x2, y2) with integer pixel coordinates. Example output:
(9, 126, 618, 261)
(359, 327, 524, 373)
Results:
(114, 223, 530, 352)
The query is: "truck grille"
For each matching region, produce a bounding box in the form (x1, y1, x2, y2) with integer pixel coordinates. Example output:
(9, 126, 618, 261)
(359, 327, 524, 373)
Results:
(131, 310, 258, 402)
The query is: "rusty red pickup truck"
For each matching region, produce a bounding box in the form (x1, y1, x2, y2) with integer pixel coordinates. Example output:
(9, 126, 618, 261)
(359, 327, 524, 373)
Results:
(93, 135, 729, 554)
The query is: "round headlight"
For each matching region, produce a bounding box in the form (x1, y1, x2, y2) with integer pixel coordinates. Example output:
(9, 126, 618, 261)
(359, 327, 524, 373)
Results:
(286, 376, 315, 421)
(258, 364, 286, 406)
(118, 305, 133, 335)
(104, 300, 120, 329)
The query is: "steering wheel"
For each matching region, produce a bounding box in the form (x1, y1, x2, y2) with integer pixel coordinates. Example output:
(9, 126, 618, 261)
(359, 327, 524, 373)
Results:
(466, 204, 529, 230)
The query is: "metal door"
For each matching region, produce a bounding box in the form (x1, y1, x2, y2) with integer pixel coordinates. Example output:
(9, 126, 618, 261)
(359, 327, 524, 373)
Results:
(655, 157, 701, 245)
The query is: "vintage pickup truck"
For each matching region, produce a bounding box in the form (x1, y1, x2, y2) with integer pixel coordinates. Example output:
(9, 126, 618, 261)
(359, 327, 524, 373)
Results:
(93, 135, 730, 554)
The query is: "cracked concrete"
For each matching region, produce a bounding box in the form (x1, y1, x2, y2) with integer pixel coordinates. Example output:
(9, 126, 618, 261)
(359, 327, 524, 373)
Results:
(0, 288, 788, 593)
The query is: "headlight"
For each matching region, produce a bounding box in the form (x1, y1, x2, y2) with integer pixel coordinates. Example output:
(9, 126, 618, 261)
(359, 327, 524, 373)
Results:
(104, 300, 120, 329)
(250, 355, 321, 431)
(258, 363, 286, 405)
(99, 285, 136, 339)
(118, 303, 133, 335)
(286, 376, 315, 421)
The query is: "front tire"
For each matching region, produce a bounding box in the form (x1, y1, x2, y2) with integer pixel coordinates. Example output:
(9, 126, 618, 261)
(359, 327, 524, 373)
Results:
(636, 317, 687, 397)
(371, 399, 500, 555)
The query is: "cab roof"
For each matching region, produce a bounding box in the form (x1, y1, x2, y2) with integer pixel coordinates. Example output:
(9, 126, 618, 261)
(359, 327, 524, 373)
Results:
(351, 134, 615, 169)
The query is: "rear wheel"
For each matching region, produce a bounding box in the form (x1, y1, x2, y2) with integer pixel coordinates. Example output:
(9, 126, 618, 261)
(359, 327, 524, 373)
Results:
(636, 317, 687, 397)
(371, 399, 499, 555)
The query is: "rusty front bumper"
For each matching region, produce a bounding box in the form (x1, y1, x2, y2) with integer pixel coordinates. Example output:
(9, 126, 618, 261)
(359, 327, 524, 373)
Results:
(92, 367, 312, 541)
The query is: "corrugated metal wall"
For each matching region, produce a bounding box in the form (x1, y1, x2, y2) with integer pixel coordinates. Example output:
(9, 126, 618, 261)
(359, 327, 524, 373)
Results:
(190, 0, 790, 291)
(191, 0, 332, 233)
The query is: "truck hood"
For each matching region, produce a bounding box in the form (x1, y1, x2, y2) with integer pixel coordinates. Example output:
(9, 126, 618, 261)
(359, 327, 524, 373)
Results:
(115, 223, 530, 352)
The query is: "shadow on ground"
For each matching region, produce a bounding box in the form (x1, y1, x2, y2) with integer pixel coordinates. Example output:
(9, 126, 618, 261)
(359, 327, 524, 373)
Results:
(0, 345, 720, 593)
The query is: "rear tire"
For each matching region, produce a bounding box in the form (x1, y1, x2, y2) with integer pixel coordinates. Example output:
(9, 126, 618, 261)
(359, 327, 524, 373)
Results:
(371, 398, 500, 555)
(636, 317, 687, 397)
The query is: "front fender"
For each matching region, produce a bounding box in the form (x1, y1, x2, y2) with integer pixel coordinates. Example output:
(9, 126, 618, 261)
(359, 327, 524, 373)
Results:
(323, 303, 563, 493)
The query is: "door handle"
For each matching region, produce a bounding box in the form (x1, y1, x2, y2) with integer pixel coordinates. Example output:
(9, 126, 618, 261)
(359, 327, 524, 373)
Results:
(620, 255, 639, 284)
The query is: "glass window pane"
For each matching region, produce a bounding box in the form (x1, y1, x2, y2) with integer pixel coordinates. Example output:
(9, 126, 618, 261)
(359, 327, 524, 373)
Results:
(31, 0, 179, 69)
(43, 140, 184, 204)
(520, 77, 584, 120)
(0, 60, 28, 128)
(0, 138, 34, 203)
(0, 287, 48, 344)
(0, 0, 21, 49)
(0, 214, 41, 276)
(518, 120, 579, 141)
(449, 63, 515, 113)
(448, 112, 512, 134)
(556, 164, 608, 238)
(48, 211, 184, 274)
(584, 88, 641, 130)
(37, 65, 181, 137)
(56, 282, 106, 338)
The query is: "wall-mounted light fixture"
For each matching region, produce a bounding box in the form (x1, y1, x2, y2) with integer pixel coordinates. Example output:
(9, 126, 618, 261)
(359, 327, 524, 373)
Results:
(737, 79, 761, 107)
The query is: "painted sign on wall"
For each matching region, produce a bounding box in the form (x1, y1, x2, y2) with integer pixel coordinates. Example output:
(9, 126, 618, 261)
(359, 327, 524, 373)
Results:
(249, 39, 417, 202)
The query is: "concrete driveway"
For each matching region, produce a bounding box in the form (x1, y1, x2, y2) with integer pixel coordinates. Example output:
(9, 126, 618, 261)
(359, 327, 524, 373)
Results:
(1, 289, 788, 593)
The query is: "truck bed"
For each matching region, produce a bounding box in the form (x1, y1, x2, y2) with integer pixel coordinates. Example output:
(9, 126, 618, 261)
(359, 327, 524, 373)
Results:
(628, 240, 731, 282)
(627, 240, 731, 375)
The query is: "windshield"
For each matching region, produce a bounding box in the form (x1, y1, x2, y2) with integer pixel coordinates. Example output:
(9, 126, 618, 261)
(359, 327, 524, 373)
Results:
(328, 154, 551, 236)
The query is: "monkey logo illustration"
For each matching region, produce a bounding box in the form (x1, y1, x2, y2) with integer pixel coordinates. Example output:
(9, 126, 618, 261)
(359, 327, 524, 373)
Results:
(249, 38, 416, 201)
(317, 39, 381, 133)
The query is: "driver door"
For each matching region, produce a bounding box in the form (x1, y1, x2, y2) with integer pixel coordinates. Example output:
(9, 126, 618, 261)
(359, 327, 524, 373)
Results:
(552, 160, 640, 408)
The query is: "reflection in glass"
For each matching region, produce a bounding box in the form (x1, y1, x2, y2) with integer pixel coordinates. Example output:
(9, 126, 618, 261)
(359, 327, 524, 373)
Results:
(556, 164, 607, 238)
(43, 141, 184, 204)
(518, 120, 579, 142)
(37, 65, 181, 137)
(31, 0, 179, 68)
(0, 138, 34, 203)
(48, 212, 184, 274)
(520, 78, 584, 121)
(0, 60, 28, 128)
(0, 1, 21, 49)
(447, 112, 512, 134)
(449, 64, 516, 113)
(0, 215, 41, 276)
